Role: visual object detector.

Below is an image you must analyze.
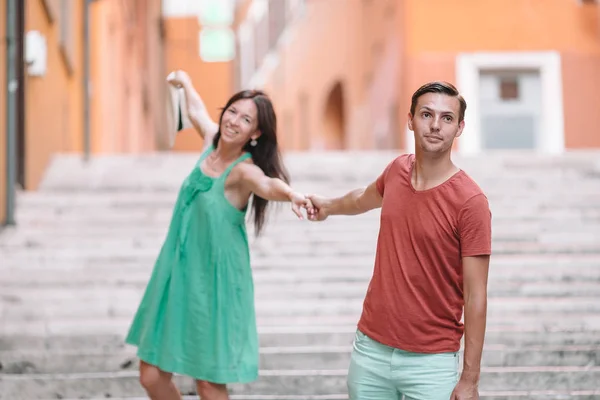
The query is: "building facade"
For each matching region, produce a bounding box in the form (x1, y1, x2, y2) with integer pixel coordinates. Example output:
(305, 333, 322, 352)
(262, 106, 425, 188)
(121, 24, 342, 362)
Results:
(401, 0, 600, 154)
(233, 0, 403, 151)
(1, 0, 165, 225)
(2, 0, 600, 225)
(231, 0, 600, 154)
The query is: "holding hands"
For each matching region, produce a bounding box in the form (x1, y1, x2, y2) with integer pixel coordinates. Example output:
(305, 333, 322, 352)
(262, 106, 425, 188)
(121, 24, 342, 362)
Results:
(288, 192, 313, 220)
(292, 193, 329, 221)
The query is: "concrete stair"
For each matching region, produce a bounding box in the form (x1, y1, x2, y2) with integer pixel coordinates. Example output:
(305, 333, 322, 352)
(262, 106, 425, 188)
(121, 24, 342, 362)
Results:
(1, 150, 600, 399)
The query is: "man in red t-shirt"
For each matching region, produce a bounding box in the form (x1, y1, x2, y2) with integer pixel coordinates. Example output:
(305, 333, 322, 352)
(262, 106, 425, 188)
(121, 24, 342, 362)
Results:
(307, 81, 492, 400)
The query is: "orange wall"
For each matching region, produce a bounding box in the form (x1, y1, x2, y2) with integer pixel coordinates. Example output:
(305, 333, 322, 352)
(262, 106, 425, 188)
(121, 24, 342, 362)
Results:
(260, 0, 403, 151)
(25, 0, 84, 190)
(405, 0, 599, 54)
(145, 0, 168, 151)
(162, 17, 233, 153)
(0, 0, 6, 223)
(562, 53, 600, 148)
(89, 0, 164, 154)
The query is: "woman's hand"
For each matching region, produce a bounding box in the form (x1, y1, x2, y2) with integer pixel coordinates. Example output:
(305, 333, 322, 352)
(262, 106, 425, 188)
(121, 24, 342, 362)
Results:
(288, 192, 313, 220)
(167, 70, 191, 88)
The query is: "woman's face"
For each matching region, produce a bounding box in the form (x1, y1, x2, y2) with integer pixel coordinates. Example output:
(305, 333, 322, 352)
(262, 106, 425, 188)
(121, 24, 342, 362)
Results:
(220, 99, 260, 147)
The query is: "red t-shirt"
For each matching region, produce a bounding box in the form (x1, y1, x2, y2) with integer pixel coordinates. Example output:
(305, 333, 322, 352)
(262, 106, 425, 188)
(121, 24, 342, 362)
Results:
(357, 154, 492, 353)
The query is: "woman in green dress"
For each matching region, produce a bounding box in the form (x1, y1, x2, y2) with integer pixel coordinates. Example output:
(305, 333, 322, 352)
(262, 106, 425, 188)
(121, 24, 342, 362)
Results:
(125, 70, 312, 400)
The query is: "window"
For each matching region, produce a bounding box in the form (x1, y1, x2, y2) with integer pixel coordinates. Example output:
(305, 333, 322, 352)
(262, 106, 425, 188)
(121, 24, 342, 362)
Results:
(499, 77, 519, 101)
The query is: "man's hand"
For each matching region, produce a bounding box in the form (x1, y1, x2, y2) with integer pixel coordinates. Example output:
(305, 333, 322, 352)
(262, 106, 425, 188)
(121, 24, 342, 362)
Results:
(305, 194, 331, 221)
(450, 372, 480, 400)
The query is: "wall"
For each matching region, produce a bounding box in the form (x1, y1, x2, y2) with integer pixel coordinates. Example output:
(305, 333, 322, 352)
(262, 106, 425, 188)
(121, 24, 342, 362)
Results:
(402, 0, 600, 149)
(0, 0, 6, 223)
(89, 0, 165, 154)
(255, 0, 403, 151)
(24, 0, 84, 190)
(15, 0, 166, 192)
(562, 52, 600, 148)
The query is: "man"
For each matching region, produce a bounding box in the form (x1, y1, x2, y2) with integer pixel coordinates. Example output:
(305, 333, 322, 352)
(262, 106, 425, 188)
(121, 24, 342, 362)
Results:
(306, 82, 492, 400)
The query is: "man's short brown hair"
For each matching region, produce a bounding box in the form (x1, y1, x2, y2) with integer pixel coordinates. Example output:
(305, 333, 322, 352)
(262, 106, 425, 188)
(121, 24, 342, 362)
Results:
(410, 81, 467, 123)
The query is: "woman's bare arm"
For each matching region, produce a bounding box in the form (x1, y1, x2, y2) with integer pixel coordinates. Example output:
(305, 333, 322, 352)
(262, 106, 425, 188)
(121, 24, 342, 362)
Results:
(167, 70, 219, 145)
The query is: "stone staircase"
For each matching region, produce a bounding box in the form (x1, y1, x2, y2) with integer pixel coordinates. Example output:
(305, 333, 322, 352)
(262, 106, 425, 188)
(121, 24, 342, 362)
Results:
(1, 150, 600, 399)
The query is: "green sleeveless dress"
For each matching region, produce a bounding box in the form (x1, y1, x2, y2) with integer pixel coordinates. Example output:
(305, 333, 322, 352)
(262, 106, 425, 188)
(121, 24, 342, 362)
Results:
(125, 145, 258, 383)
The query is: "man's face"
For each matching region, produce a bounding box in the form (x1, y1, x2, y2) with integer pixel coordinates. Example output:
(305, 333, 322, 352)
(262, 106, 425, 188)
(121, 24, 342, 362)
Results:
(408, 93, 464, 155)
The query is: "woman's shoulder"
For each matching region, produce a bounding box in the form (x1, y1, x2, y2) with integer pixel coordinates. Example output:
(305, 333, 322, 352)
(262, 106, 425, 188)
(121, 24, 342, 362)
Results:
(230, 157, 259, 180)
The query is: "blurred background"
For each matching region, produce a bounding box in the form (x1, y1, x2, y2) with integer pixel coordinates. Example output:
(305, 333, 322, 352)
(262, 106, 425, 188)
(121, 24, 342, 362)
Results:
(1, 0, 600, 223)
(1, 1, 600, 399)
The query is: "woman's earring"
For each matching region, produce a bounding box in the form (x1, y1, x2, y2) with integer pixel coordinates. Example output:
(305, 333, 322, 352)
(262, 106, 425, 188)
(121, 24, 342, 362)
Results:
(250, 139, 258, 147)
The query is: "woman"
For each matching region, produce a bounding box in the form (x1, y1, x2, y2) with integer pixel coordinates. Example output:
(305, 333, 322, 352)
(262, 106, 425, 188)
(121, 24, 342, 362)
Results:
(125, 70, 312, 400)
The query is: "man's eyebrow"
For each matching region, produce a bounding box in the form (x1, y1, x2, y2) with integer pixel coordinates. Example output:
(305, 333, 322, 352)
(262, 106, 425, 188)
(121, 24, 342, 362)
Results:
(419, 106, 456, 116)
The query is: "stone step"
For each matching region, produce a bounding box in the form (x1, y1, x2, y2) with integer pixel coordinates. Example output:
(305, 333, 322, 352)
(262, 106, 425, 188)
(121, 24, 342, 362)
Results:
(1, 344, 599, 374)
(10, 208, 600, 224)
(3, 280, 600, 300)
(1, 252, 598, 266)
(33, 178, 600, 195)
(0, 310, 597, 333)
(14, 193, 600, 211)
(2, 367, 599, 398)
(0, 253, 598, 269)
(3, 230, 600, 251)
(4, 316, 600, 341)
(2, 231, 599, 249)
(4, 311, 600, 337)
(35, 172, 600, 190)
(2, 328, 599, 353)
(34, 155, 600, 193)
(3, 218, 598, 239)
(2, 294, 600, 321)
(2, 262, 600, 288)
(0, 262, 600, 290)
(13, 200, 600, 214)
(7, 223, 594, 245)
(29, 392, 600, 400)
(20, 179, 600, 194)
(3, 236, 599, 258)
(30, 181, 599, 197)
(2, 243, 600, 262)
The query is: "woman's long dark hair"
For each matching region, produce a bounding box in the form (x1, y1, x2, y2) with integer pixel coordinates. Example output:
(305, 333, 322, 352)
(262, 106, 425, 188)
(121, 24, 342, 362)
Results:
(212, 90, 289, 236)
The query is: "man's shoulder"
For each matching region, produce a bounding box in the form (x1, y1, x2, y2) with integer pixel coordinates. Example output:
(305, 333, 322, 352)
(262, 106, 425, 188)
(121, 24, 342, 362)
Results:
(452, 170, 488, 205)
(385, 153, 413, 174)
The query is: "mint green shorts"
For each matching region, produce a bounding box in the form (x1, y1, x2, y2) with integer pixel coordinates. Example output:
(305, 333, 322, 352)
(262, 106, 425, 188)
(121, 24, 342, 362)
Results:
(347, 330, 460, 400)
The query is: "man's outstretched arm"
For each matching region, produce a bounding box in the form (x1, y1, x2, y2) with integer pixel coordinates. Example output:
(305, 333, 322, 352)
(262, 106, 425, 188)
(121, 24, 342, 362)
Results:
(307, 181, 382, 221)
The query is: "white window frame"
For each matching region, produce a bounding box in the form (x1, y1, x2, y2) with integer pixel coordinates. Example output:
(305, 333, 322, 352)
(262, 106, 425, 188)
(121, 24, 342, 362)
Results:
(456, 51, 565, 155)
